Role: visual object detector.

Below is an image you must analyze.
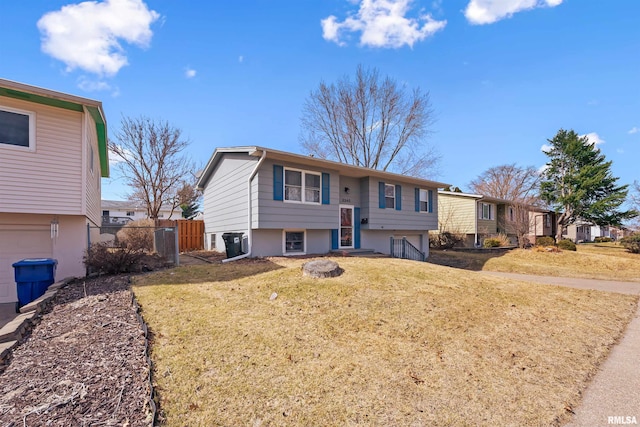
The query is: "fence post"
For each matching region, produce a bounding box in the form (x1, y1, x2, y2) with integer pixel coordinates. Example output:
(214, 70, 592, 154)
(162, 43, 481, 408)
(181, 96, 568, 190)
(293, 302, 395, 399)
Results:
(402, 237, 406, 259)
(390, 237, 393, 257)
(174, 225, 180, 266)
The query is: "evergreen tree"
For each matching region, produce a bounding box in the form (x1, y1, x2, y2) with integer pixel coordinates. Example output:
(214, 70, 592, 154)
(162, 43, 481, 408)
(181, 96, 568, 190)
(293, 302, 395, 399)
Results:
(540, 129, 636, 240)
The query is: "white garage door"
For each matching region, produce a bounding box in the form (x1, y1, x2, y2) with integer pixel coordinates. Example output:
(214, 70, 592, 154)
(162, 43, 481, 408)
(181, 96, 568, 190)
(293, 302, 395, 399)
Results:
(0, 226, 53, 303)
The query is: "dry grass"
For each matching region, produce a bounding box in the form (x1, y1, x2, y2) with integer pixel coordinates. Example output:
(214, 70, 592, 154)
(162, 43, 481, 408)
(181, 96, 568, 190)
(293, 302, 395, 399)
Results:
(133, 257, 637, 426)
(430, 244, 640, 282)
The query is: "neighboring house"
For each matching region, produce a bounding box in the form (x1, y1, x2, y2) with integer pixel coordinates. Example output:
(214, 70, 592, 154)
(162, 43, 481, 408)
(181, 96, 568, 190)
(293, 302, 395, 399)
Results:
(101, 199, 182, 224)
(196, 146, 448, 258)
(563, 220, 592, 243)
(562, 221, 615, 242)
(527, 208, 557, 244)
(437, 190, 555, 247)
(0, 79, 108, 304)
(590, 224, 612, 240)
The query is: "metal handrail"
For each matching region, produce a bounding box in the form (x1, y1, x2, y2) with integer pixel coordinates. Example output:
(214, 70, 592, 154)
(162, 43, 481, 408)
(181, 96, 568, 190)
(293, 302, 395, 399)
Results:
(389, 237, 426, 262)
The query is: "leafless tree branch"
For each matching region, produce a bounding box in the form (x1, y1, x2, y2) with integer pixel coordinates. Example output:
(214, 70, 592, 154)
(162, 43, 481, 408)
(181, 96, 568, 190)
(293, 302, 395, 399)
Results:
(300, 65, 439, 178)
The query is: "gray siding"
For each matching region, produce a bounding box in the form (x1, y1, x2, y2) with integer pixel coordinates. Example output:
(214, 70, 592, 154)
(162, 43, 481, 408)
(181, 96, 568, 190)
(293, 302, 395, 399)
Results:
(201, 153, 258, 239)
(254, 159, 339, 229)
(252, 228, 331, 257)
(338, 176, 361, 207)
(361, 230, 429, 256)
(361, 177, 438, 232)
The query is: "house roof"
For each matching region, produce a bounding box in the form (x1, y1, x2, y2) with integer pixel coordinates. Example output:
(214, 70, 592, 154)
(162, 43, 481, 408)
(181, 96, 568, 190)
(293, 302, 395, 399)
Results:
(101, 199, 181, 213)
(438, 190, 552, 212)
(0, 78, 109, 178)
(197, 146, 450, 190)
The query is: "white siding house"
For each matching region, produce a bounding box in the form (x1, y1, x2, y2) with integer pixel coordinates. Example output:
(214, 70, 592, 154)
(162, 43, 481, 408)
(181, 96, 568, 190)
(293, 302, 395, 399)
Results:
(0, 79, 108, 304)
(101, 200, 182, 223)
(196, 147, 448, 259)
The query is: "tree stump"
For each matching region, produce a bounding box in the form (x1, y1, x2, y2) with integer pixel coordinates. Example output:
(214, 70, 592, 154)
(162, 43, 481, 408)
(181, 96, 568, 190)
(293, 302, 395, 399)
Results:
(302, 260, 343, 278)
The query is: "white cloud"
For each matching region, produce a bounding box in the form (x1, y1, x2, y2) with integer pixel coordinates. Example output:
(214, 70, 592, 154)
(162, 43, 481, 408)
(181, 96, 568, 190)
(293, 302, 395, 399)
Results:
(580, 132, 605, 146)
(185, 68, 197, 78)
(628, 127, 639, 134)
(77, 76, 112, 92)
(109, 146, 134, 166)
(321, 0, 447, 48)
(464, 0, 563, 25)
(37, 0, 160, 77)
(238, 55, 244, 63)
(617, 148, 625, 154)
(538, 164, 549, 174)
(77, 76, 120, 96)
(540, 143, 553, 152)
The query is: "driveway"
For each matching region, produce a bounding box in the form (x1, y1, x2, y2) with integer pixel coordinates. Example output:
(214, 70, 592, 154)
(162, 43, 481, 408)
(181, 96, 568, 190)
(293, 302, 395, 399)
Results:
(481, 272, 640, 427)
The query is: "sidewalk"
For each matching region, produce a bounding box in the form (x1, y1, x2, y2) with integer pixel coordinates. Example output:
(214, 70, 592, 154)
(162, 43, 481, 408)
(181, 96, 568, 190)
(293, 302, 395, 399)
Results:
(481, 272, 640, 427)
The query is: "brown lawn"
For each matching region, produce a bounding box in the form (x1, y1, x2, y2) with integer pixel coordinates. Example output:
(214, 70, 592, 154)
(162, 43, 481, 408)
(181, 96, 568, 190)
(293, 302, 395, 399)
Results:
(133, 256, 638, 426)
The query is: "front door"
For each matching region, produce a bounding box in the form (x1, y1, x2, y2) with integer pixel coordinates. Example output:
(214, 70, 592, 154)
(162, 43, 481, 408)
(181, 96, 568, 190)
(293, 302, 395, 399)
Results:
(339, 205, 354, 248)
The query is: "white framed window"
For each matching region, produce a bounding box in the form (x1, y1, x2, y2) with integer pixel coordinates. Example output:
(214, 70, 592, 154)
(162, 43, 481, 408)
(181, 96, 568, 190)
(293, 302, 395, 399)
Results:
(479, 202, 494, 220)
(544, 214, 551, 227)
(508, 206, 515, 221)
(284, 168, 321, 204)
(126, 211, 135, 216)
(385, 184, 395, 209)
(283, 230, 306, 255)
(0, 105, 36, 150)
(419, 189, 429, 212)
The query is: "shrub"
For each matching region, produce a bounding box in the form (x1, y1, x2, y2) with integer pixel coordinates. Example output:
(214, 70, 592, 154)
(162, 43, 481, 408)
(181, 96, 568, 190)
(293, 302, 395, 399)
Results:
(620, 233, 640, 254)
(483, 238, 501, 248)
(116, 219, 154, 251)
(429, 231, 465, 249)
(594, 236, 613, 243)
(535, 236, 555, 247)
(495, 233, 512, 247)
(557, 239, 577, 251)
(84, 242, 146, 274)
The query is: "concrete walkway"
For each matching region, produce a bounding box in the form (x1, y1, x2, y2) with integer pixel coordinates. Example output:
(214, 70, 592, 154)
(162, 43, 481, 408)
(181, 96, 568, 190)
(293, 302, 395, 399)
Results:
(481, 272, 640, 427)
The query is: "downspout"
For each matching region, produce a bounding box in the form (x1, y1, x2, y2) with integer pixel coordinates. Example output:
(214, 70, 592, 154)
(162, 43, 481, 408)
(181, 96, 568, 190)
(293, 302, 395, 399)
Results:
(223, 149, 267, 263)
(474, 198, 480, 247)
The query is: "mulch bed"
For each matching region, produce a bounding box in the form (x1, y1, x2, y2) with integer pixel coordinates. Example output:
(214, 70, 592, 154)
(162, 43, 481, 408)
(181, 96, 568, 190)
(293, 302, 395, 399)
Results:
(0, 276, 152, 426)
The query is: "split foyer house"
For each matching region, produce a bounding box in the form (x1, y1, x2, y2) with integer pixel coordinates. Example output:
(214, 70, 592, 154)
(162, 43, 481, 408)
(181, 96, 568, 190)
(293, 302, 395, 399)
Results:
(0, 79, 108, 304)
(196, 146, 449, 258)
(437, 190, 556, 247)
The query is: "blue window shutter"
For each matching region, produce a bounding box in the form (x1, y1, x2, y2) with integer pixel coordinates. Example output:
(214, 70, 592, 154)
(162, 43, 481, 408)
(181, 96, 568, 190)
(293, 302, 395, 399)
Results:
(378, 181, 386, 209)
(415, 188, 420, 212)
(273, 165, 283, 201)
(354, 208, 361, 249)
(331, 229, 338, 250)
(322, 173, 330, 205)
(428, 190, 433, 213)
(395, 185, 402, 211)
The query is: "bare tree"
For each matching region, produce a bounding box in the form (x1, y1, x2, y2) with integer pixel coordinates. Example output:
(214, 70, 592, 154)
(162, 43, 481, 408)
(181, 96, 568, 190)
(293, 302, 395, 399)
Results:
(468, 164, 540, 202)
(109, 116, 194, 219)
(300, 64, 439, 178)
(469, 164, 542, 247)
(175, 180, 201, 219)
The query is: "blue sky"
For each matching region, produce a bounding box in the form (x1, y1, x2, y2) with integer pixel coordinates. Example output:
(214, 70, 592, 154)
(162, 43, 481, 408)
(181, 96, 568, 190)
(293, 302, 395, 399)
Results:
(1, 0, 639, 201)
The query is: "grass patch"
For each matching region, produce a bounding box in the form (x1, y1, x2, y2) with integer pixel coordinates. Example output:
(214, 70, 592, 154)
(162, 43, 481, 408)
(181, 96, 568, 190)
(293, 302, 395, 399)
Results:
(133, 257, 637, 426)
(430, 244, 640, 282)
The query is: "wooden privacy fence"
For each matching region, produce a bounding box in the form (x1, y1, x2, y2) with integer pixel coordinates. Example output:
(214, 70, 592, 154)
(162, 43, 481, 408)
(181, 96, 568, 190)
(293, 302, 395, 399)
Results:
(155, 219, 204, 252)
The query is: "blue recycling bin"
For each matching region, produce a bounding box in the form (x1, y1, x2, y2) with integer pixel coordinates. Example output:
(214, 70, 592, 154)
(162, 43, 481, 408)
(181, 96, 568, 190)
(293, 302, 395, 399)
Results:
(13, 258, 58, 307)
